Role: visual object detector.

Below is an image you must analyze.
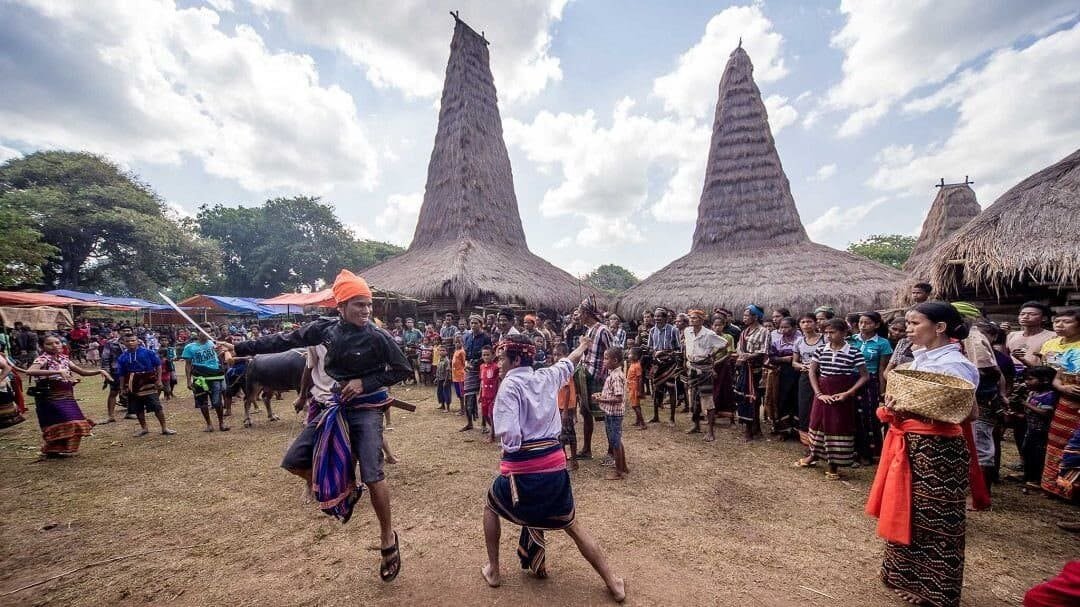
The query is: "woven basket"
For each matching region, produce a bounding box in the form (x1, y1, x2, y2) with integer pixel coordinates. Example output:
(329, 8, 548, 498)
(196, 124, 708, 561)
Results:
(885, 369, 975, 424)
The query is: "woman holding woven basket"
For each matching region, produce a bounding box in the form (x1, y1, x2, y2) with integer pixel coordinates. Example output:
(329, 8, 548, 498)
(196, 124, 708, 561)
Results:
(866, 302, 979, 607)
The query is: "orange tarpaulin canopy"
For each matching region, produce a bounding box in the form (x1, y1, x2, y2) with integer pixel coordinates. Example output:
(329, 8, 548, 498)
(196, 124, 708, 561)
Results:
(0, 291, 86, 306)
(261, 290, 335, 308)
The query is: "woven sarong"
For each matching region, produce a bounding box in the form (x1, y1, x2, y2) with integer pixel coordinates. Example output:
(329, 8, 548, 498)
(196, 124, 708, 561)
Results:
(486, 439, 575, 577)
(686, 359, 714, 422)
(881, 433, 968, 607)
(734, 362, 763, 427)
(807, 374, 858, 466)
(1041, 391, 1080, 500)
(34, 382, 94, 454)
(311, 389, 391, 522)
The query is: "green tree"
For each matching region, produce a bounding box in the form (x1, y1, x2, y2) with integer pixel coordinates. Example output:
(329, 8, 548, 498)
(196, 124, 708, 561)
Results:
(197, 197, 403, 297)
(0, 203, 57, 287)
(584, 264, 640, 294)
(0, 151, 219, 295)
(846, 234, 917, 269)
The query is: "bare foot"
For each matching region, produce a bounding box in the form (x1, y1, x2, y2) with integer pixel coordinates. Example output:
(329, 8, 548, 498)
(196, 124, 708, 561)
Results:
(203, 426, 214, 433)
(604, 471, 624, 481)
(219, 425, 231, 431)
(385, 454, 399, 464)
(569, 460, 579, 471)
(481, 563, 501, 588)
(704, 433, 715, 442)
(609, 577, 626, 602)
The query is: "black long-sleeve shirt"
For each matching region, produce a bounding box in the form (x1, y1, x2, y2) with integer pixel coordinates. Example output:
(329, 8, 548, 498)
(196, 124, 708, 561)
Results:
(234, 318, 411, 392)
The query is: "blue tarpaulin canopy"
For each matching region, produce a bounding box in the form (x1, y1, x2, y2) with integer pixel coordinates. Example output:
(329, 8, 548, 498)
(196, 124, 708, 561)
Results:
(47, 290, 171, 310)
(177, 295, 283, 319)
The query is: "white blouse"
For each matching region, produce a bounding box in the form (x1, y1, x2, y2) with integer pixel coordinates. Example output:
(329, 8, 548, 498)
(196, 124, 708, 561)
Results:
(909, 343, 979, 387)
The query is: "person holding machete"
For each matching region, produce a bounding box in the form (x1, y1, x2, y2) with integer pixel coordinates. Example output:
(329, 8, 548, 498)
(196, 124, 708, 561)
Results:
(216, 269, 412, 582)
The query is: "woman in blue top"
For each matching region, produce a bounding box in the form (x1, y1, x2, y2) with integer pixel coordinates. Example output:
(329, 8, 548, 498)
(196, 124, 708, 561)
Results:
(851, 311, 893, 464)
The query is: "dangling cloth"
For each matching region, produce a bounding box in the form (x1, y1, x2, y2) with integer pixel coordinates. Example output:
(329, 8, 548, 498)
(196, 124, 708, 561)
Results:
(1024, 561, 1080, 607)
(963, 420, 992, 510)
(311, 388, 392, 523)
(486, 438, 575, 577)
(1059, 425, 1080, 489)
(866, 407, 962, 545)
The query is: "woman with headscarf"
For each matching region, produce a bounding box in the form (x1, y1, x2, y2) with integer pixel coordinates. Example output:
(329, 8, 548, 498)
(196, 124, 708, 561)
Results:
(866, 302, 978, 607)
(734, 305, 770, 441)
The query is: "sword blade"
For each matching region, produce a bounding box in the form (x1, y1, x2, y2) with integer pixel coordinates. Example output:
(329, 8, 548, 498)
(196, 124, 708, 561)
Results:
(158, 292, 215, 343)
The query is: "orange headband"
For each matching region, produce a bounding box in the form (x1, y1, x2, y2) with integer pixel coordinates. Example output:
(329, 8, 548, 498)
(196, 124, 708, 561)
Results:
(332, 269, 373, 304)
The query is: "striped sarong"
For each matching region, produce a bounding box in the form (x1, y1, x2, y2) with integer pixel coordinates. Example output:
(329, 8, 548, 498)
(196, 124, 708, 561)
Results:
(1041, 391, 1080, 500)
(311, 389, 391, 523)
(486, 439, 575, 577)
(807, 374, 858, 466)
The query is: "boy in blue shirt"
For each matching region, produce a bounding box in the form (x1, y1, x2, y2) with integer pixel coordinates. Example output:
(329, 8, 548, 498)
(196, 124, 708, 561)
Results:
(181, 326, 229, 432)
(116, 334, 174, 436)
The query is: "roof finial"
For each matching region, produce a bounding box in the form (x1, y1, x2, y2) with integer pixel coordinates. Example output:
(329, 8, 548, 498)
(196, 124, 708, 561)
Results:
(738, 36, 742, 49)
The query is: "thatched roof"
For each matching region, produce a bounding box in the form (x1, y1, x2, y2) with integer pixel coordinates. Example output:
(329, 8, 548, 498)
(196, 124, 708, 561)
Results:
(918, 148, 1080, 300)
(903, 184, 980, 272)
(618, 46, 905, 318)
(361, 16, 600, 311)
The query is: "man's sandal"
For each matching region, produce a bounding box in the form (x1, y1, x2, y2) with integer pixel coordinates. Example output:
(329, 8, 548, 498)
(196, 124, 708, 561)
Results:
(380, 531, 401, 582)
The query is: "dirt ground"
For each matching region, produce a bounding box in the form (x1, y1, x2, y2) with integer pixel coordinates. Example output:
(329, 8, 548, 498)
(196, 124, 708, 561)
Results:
(0, 375, 1077, 607)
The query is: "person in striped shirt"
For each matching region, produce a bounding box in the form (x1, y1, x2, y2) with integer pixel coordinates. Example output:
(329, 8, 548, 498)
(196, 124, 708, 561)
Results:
(796, 318, 869, 480)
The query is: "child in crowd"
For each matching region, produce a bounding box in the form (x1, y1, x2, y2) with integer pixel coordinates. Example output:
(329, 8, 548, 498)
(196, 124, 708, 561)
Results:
(434, 345, 452, 412)
(451, 337, 466, 414)
(627, 347, 645, 429)
(419, 337, 434, 386)
(593, 347, 629, 480)
(1022, 366, 1058, 487)
(158, 348, 173, 400)
(478, 345, 500, 442)
(554, 343, 579, 470)
(533, 336, 548, 369)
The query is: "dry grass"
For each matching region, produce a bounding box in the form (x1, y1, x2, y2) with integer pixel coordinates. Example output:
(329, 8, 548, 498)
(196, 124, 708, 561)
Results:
(0, 372, 1076, 606)
(619, 47, 905, 318)
(362, 18, 602, 311)
(904, 184, 980, 273)
(919, 148, 1080, 301)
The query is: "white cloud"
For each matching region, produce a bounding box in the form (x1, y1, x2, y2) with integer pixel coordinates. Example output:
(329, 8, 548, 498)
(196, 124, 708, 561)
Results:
(0, 144, 22, 163)
(825, 0, 1077, 136)
(248, 0, 568, 103)
(870, 23, 1080, 203)
(763, 94, 797, 133)
(806, 196, 889, 247)
(558, 259, 594, 279)
(653, 4, 787, 120)
(576, 216, 645, 249)
(505, 97, 708, 234)
(205, 0, 234, 12)
(0, 0, 378, 193)
(809, 163, 837, 182)
(373, 192, 423, 247)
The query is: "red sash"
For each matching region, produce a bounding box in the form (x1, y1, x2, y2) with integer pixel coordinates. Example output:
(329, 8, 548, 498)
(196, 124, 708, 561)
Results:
(865, 407, 961, 545)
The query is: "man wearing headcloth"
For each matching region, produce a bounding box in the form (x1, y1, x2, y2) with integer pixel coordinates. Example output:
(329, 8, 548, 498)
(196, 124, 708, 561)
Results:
(461, 313, 493, 431)
(735, 304, 770, 441)
(481, 334, 625, 602)
(647, 308, 681, 425)
(575, 296, 611, 460)
(683, 309, 729, 442)
(217, 269, 412, 582)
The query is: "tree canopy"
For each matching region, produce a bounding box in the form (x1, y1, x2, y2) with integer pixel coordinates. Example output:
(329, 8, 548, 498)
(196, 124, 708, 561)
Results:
(584, 264, 640, 294)
(196, 197, 402, 297)
(846, 234, 917, 270)
(0, 151, 218, 295)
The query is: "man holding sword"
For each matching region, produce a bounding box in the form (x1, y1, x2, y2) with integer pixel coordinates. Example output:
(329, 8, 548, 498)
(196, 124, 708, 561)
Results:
(214, 269, 412, 582)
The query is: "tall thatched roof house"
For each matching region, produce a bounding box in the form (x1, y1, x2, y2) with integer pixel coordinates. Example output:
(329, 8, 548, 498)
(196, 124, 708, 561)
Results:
(618, 46, 904, 318)
(362, 16, 600, 311)
(904, 183, 981, 272)
(916, 148, 1080, 310)
(895, 182, 980, 306)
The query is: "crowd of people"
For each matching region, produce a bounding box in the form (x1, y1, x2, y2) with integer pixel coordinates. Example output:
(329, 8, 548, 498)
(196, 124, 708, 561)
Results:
(2, 276, 1079, 605)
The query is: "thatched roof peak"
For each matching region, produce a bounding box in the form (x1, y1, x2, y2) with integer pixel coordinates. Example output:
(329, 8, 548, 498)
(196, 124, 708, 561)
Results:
(919, 148, 1080, 299)
(407, 16, 527, 249)
(903, 183, 980, 272)
(360, 16, 602, 310)
(690, 45, 808, 252)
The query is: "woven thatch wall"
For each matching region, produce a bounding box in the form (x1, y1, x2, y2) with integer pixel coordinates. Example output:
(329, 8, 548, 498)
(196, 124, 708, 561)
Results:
(903, 184, 980, 272)
(920, 148, 1080, 301)
(362, 16, 601, 311)
(619, 46, 904, 318)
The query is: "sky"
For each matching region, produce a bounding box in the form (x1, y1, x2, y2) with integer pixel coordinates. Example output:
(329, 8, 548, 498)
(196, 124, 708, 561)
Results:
(2, 0, 1079, 281)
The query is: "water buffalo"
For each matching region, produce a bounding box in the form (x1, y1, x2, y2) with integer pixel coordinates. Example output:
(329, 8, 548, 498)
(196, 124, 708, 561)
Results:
(236, 348, 307, 428)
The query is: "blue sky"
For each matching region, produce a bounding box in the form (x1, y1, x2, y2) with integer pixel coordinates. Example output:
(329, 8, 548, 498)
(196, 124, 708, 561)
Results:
(2, 0, 1078, 280)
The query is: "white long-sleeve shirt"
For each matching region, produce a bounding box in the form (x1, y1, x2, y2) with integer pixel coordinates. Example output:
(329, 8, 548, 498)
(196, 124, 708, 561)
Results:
(493, 359, 573, 453)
